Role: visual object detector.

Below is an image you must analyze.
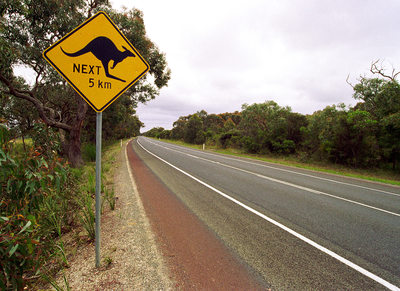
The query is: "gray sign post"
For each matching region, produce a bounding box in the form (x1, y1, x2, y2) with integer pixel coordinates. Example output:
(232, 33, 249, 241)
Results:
(95, 112, 102, 267)
(43, 11, 150, 268)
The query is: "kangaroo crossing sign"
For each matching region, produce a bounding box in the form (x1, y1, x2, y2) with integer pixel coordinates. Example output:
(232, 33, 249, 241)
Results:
(43, 11, 150, 112)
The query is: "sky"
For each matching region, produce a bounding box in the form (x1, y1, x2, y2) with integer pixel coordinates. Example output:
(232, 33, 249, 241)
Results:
(22, 0, 400, 131)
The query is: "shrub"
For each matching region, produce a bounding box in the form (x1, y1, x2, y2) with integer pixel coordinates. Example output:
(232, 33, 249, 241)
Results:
(0, 215, 39, 290)
(82, 143, 96, 162)
(77, 192, 95, 240)
(241, 136, 261, 153)
(0, 125, 74, 289)
(31, 123, 61, 160)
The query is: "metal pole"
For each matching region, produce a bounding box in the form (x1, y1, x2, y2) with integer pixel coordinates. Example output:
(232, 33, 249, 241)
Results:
(95, 112, 102, 267)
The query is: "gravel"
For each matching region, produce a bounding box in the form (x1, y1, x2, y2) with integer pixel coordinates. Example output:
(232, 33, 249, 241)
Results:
(52, 141, 173, 290)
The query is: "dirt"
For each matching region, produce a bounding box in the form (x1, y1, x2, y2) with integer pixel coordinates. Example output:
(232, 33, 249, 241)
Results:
(50, 140, 173, 290)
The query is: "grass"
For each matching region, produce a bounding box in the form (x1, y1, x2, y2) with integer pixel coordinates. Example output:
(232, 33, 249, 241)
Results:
(156, 138, 400, 186)
(9, 137, 33, 157)
(74, 138, 129, 237)
(82, 143, 96, 162)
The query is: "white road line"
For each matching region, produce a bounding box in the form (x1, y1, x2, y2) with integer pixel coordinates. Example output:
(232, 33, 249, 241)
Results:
(136, 138, 400, 291)
(147, 138, 400, 198)
(142, 138, 400, 217)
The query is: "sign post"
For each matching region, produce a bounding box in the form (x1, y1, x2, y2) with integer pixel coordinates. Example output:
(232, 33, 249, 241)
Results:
(95, 112, 102, 267)
(43, 11, 150, 267)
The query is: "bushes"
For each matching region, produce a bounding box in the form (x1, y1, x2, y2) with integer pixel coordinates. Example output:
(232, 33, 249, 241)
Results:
(0, 215, 39, 290)
(0, 124, 75, 289)
(82, 143, 96, 162)
(156, 92, 400, 171)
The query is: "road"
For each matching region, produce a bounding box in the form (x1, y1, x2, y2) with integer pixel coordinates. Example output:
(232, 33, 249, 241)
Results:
(132, 136, 400, 290)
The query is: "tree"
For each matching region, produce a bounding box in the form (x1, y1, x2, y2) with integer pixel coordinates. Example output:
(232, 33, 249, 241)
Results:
(0, 0, 170, 166)
(184, 114, 204, 144)
(239, 101, 295, 153)
(83, 95, 144, 142)
(144, 127, 165, 138)
(302, 106, 335, 160)
(303, 104, 379, 167)
(380, 112, 400, 169)
(171, 116, 187, 140)
(333, 108, 379, 167)
(351, 61, 400, 169)
(223, 118, 236, 132)
(204, 114, 224, 133)
(0, 78, 39, 149)
(286, 112, 308, 146)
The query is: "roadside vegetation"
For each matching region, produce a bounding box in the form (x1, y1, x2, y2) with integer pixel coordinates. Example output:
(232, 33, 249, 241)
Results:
(156, 138, 400, 185)
(0, 121, 128, 289)
(144, 62, 400, 184)
(1, 0, 171, 289)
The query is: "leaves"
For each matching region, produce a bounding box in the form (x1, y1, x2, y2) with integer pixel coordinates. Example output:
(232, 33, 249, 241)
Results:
(18, 221, 31, 234)
(8, 244, 19, 257)
(0, 125, 73, 289)
(1, 2, 170, 167)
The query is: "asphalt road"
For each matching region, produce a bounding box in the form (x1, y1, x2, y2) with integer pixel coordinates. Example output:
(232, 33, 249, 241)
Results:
(133, 136, 400, 290)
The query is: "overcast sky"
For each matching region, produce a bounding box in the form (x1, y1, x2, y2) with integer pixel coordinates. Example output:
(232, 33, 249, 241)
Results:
(112, 0, 398, 130)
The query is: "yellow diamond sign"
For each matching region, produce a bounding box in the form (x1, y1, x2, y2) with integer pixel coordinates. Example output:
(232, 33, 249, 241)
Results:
(43, 11, 150, 112)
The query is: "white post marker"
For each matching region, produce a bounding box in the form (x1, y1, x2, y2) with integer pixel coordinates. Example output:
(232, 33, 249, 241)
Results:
(43, 11, 150, 267)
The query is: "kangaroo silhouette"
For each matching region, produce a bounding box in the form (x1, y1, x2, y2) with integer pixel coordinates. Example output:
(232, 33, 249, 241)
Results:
(61, 36, 135, 82)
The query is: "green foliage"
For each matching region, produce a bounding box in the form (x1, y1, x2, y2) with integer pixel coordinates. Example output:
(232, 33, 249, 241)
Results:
(353, 76, 400, 169)
(0, 215, 38, 290)
(204, 114, 224, 133)
(353, 78, 400, 118)
(184, 114, 205, 144)
(83, 96, 144, 143)
(240, 101, 299, 154)
(171, 117, 187, 140)
(144, 127, 171, 140)
(32, 123, 61, 160)
(82, 143, 96, 162)
(161, 64, 400, 172)
(1, 1, 170, 167)
(144, 127, 165, 138)
(219, 130, 241, 149)
(301, 104, 380, 167)
(75, 170, 97, 240)
(77, 191, 95, 240)
(0, 125, 74, 290)
(42, 272, 71, 291)
(104, 186, 116, 211)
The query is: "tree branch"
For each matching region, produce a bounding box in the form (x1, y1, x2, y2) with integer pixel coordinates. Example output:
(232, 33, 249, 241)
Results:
(370, 60, 399, 81)
(0, 73, 72, 131)
(346, 74, 354, 88)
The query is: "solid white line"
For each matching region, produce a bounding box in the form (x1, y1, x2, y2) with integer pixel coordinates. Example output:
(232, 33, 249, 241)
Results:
(136, 138, 399, 290)
(148, 138, 400, 198)
(143, 138, 400, 217)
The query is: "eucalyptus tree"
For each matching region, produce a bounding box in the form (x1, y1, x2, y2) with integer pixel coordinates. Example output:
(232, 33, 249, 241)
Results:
(0, 0, 170, 166)
(351, 61, 400, 169)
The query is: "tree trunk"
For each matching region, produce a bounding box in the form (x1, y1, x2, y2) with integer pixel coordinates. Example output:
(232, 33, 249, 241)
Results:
(22, 135, 26, 152)
(67, 126, 83, 167)
(67, 95, 88, 167)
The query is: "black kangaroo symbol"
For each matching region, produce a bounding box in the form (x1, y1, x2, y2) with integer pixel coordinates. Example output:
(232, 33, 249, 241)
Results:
(61, 36, 135, 82)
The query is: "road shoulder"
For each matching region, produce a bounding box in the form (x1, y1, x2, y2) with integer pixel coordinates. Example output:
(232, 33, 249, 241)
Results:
(53, 140, 172, 290)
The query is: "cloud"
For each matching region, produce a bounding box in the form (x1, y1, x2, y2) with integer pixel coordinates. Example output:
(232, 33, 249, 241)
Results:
(111, 0, 400, 131)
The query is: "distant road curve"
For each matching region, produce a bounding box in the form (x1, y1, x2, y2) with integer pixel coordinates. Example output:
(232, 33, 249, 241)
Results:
(133, 136, 400, 290)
